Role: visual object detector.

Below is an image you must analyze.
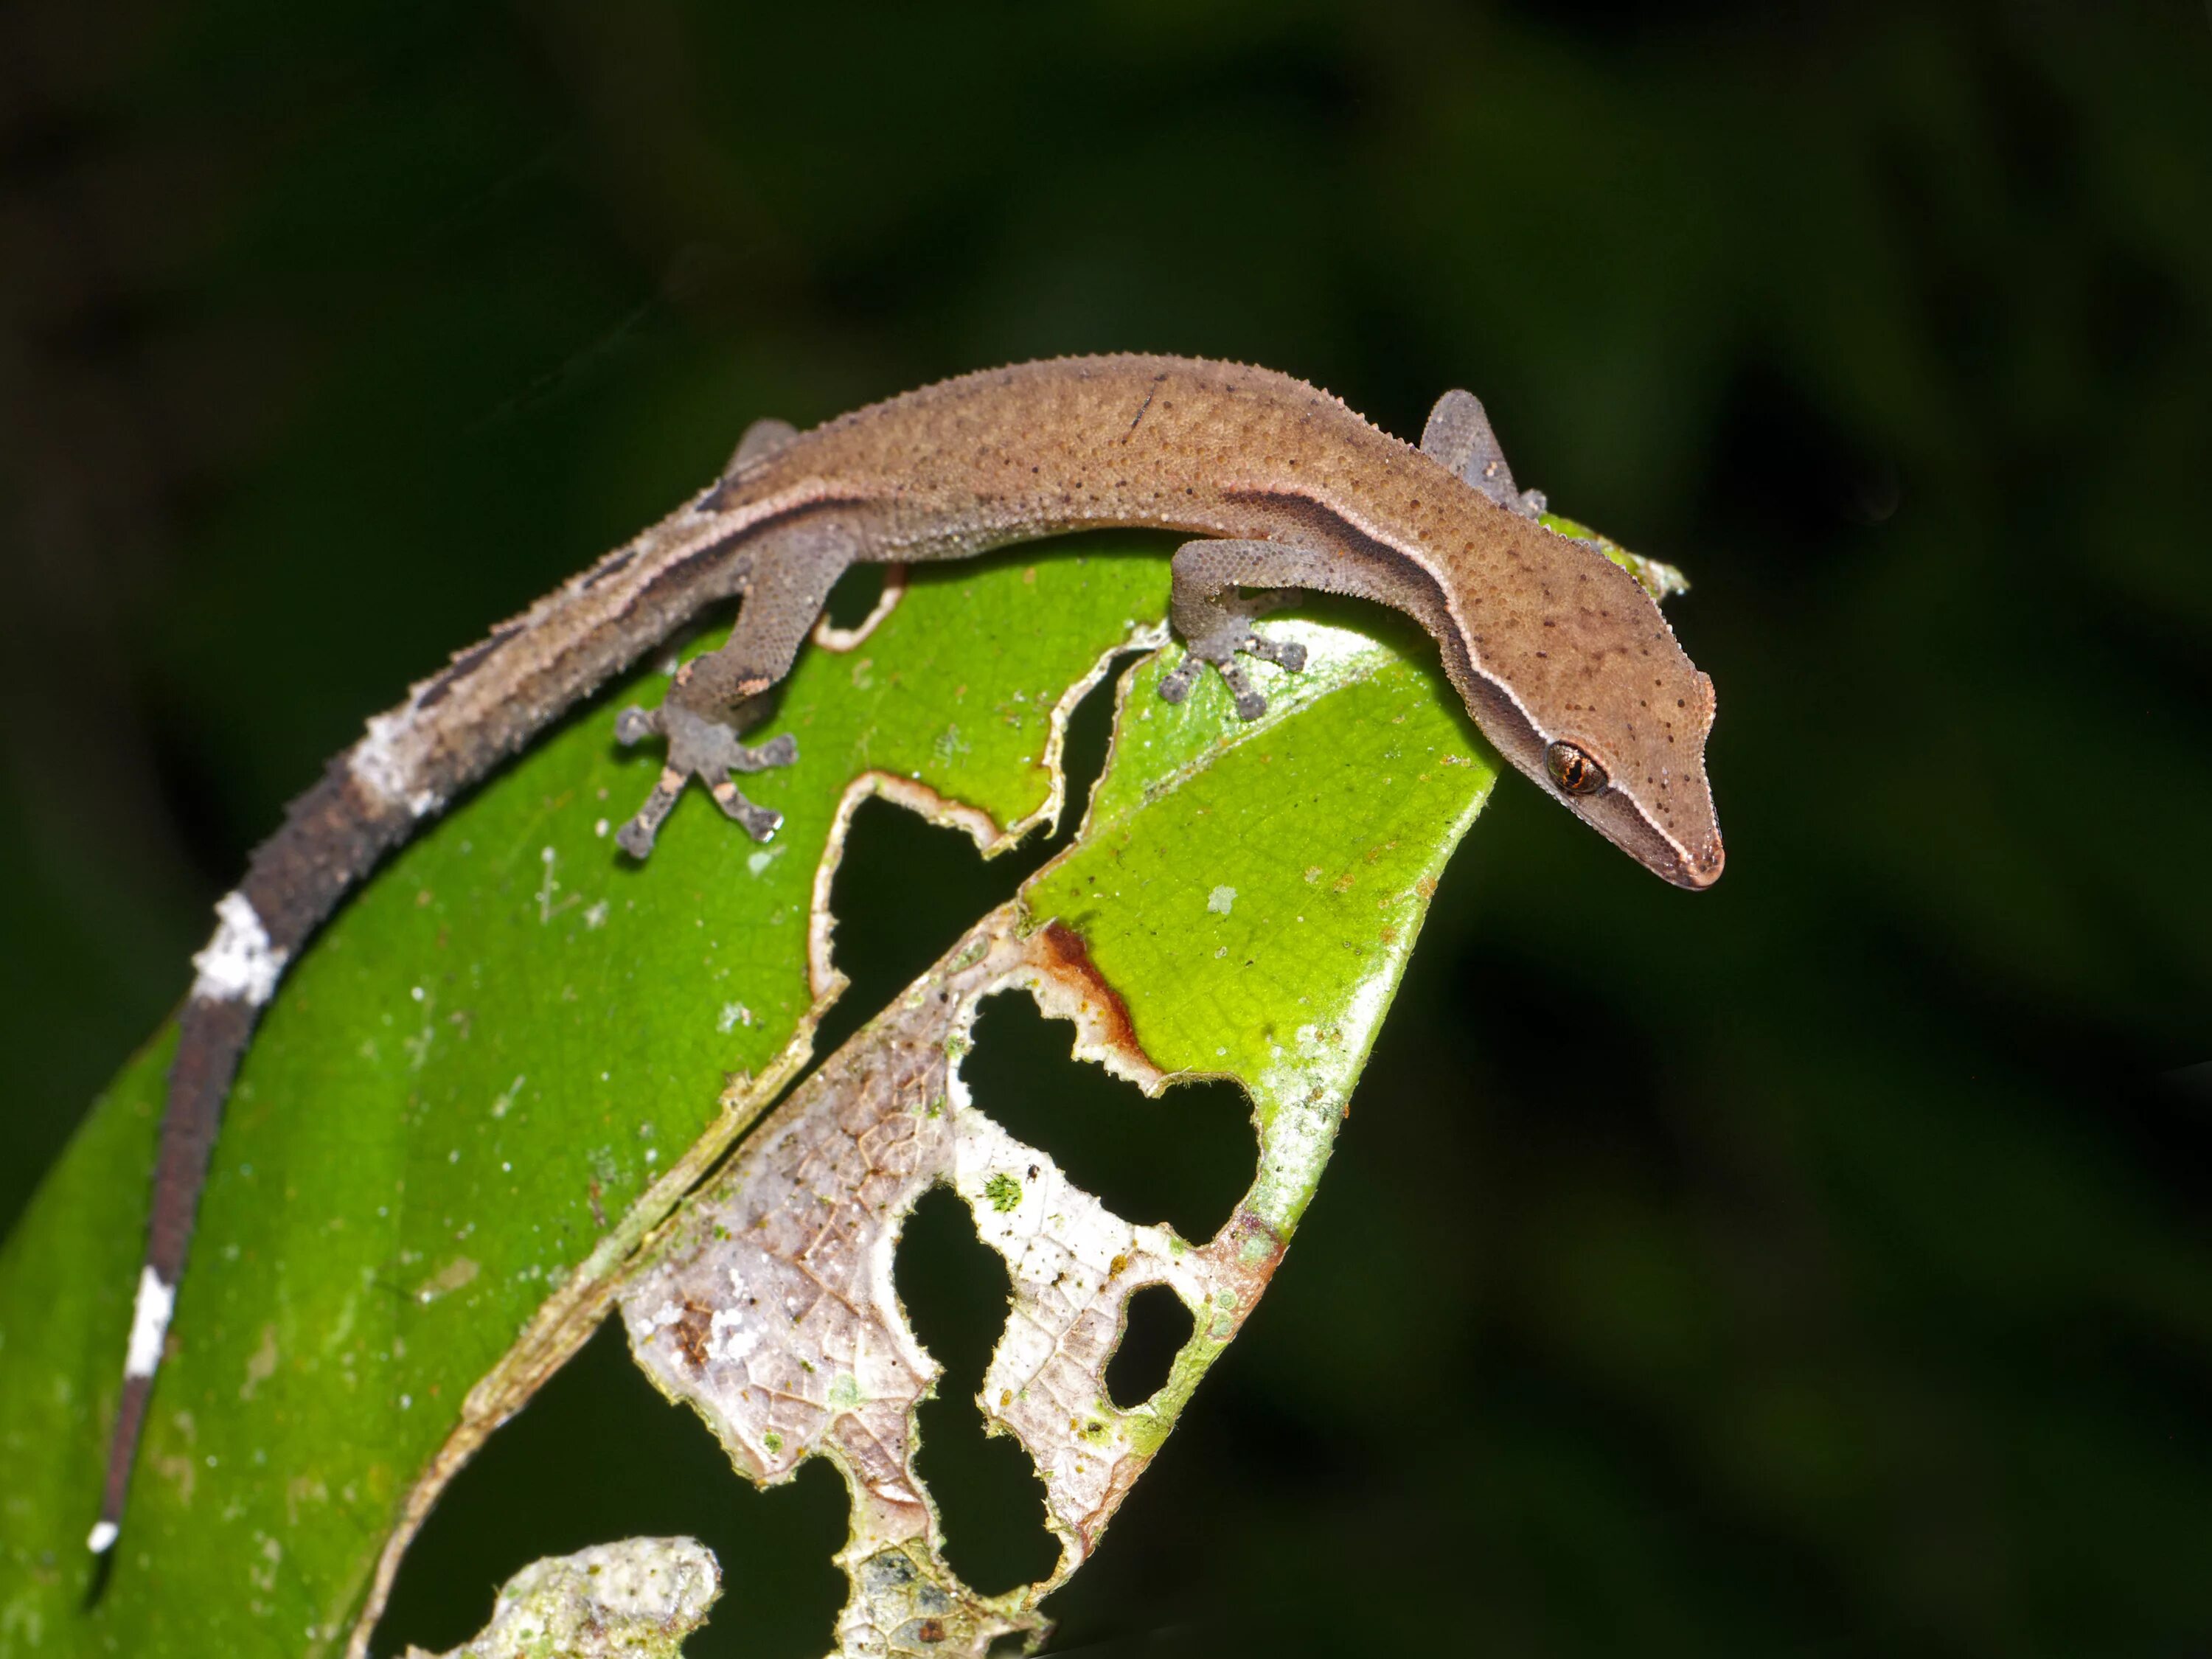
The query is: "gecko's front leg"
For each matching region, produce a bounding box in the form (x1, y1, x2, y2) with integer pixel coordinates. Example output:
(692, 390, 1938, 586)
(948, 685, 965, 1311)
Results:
(613, 539, 849, 858)
(1157, 538, 1324, 719)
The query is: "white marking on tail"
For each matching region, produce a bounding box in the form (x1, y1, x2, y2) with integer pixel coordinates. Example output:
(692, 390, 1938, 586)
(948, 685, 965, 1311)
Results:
(189, 891, 288, 1007)
(351, 712, 441, 818)
(125, 1267, 176, 1379)
(87, 1519, 119, 1554)
(350, 712, 411, 803)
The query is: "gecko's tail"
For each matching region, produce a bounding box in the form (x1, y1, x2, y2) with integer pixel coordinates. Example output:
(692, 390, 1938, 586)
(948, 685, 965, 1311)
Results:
(91, 759, 411, 1554)
(86, 484, 762, 1554)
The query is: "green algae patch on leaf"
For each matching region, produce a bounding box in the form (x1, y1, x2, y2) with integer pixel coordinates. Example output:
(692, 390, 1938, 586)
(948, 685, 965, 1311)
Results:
(0, 543, 1166, 1659)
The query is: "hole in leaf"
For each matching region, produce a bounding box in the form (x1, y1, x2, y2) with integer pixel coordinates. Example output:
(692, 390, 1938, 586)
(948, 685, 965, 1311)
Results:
(962, 993, 1253, 1244)
(814, 800, 1019, 1062)
(371, 1315, 846, 1659)
(812, 645, 1130, 1062)
(1105, 1283, 1194, 1411)
(818, 560, 886, 632)
(894, 1185, 1059, 1594)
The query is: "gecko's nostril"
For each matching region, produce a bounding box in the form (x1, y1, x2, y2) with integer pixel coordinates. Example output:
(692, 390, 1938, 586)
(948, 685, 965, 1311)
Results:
(1685, 836, 1725, 888)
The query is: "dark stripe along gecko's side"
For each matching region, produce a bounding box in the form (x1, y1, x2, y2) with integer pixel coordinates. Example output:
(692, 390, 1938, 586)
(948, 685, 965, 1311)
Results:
(90, 353, 1722, 1554)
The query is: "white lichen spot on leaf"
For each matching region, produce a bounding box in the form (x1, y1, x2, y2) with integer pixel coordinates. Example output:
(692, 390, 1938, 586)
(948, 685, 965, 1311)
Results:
(414, 1258, 480, 1305)
(399, 1536, 718, 1659)
(240, 1324, 279, 1401)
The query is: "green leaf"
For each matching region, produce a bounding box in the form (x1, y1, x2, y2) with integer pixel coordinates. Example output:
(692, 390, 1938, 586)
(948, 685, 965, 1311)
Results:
(0, 521, 1564, 1653)
(1, 544, 1164, 1653)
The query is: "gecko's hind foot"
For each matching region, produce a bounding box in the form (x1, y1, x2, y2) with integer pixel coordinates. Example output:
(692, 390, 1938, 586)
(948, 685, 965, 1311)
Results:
(613, 702, 796, 858)
(1157, 622, 1308, 722)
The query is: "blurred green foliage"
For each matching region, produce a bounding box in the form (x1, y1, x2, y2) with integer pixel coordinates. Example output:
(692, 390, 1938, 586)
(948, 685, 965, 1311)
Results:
(2, 1, 2207, 1655)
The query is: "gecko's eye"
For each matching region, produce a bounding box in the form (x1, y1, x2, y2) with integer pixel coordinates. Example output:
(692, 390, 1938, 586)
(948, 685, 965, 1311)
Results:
(1545, 739, 1609, 796)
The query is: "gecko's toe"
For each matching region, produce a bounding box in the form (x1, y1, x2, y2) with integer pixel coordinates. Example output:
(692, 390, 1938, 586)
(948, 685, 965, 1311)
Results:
(1157, 656, 1202, 705)
(1241, 632, 1307, 673)
(615, 705, 662, 746)
(1217, 660, 1269, 721)
(709, 779, 782, 841)
(616, 765, 685, 859)
(734, 731, 798, 773)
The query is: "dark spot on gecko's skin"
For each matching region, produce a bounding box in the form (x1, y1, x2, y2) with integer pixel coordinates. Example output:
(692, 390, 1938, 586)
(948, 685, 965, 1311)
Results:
(1124, 372, 1168, 439)
(580, 546, 637, 590)
(417, 620, 526, 711)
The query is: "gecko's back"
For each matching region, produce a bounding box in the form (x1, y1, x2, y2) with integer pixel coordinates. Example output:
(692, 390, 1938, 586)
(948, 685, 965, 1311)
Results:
(730, 355, 1722, 887)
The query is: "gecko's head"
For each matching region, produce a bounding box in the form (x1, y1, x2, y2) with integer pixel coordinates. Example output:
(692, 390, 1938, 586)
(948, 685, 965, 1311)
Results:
(1534, 680, 1725, 891)
(1442, 533, 1725, 891)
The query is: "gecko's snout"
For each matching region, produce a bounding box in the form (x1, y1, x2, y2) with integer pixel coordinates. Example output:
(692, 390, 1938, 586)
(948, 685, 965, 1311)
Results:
(1670, 832, 1725, 891)
(1547, 743, 1723, 891)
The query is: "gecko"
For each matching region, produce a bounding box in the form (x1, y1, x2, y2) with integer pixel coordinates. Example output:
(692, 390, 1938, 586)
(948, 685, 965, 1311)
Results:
(87, 353, 1722, 1555)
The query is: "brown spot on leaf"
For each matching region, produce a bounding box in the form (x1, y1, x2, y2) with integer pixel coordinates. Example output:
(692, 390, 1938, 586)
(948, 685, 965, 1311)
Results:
(1033, 920, 1145, 1067)
(673, 1301, 714, 1372)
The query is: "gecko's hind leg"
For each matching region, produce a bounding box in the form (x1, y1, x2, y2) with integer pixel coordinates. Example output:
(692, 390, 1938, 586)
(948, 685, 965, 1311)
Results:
(723, 416, 798, 478)
(613, 538, 846, 859)
(613, 702, 796, 855)
(1421, 389, 1547, 518)
(1158, 539, 1321, 720)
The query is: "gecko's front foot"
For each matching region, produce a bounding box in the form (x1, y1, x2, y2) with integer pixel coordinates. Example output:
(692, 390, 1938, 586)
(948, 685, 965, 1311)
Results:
(1158, 594, 1309, 721)
(613, 701, 796, 858)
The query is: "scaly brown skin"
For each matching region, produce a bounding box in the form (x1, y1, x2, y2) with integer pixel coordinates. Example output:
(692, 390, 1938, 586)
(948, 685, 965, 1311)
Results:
(91, 353, 1722, 1557)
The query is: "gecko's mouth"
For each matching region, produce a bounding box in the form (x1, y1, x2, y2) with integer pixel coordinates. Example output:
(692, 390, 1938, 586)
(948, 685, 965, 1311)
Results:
(1562, 776, 1724, 891)
(1636, 820, 1723, 890)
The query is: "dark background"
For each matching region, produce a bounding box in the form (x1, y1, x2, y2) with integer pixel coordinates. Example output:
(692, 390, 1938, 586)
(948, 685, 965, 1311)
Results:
(4, 1, 2210, 1655)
